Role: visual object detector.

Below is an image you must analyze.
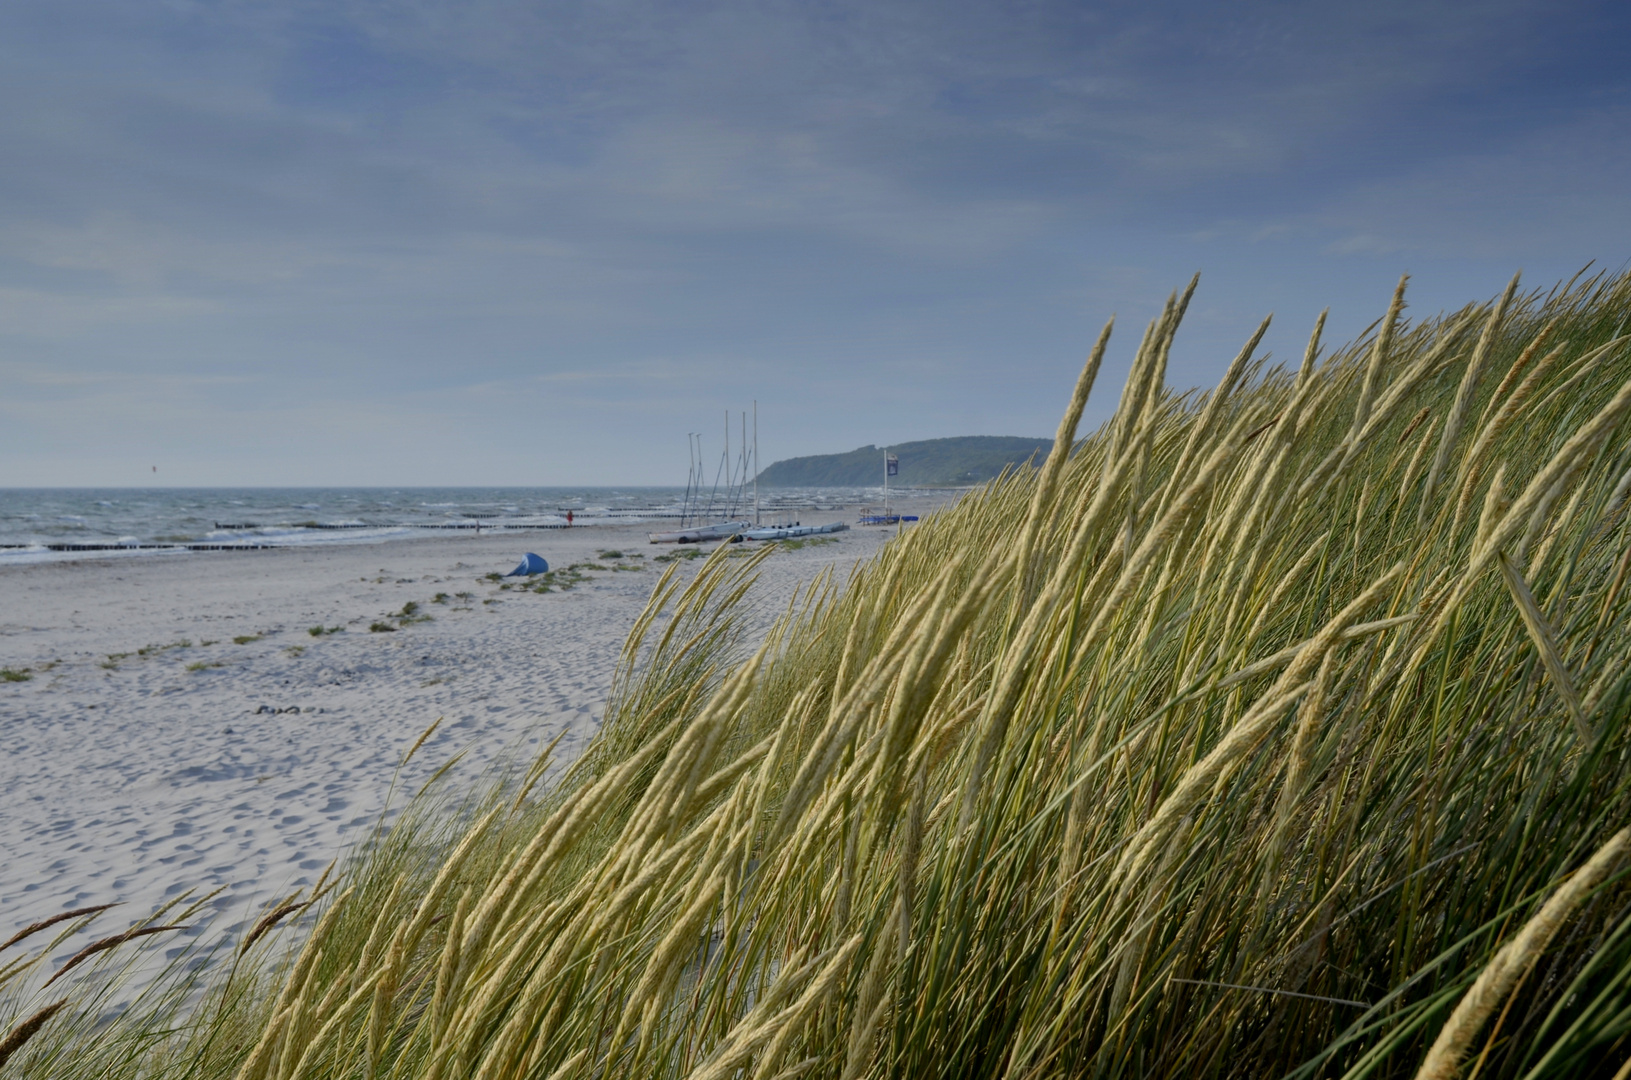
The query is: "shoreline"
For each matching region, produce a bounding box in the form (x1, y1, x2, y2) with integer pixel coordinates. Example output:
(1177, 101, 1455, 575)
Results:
(0, 485, 959, 565)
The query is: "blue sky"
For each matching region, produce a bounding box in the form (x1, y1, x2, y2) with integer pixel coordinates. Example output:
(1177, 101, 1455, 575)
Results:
(2, 0, 1628, 485)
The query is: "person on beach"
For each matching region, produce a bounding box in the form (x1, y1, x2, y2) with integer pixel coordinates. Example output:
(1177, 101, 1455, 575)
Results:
(567, 511, 574, 526)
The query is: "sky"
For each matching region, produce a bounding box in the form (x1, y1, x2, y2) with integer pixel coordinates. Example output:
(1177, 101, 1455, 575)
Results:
(2, 0, 1628, 487)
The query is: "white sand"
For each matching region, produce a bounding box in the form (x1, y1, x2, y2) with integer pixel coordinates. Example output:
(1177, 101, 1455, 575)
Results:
(0, 521, 912, 986)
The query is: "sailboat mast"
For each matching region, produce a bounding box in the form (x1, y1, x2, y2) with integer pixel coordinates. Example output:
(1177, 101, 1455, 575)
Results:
(686, 407, 762, 527)
(683, 434, 694, 527)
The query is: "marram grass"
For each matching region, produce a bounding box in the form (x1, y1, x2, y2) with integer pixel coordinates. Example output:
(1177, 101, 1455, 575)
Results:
(9, 270, 1631, 1079)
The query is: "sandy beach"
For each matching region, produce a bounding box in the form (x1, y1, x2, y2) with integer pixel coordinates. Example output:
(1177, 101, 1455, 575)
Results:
(0, 520, 911, 981)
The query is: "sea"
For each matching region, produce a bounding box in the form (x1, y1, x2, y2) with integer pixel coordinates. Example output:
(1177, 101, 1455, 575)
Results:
(0, 487, 890, 565)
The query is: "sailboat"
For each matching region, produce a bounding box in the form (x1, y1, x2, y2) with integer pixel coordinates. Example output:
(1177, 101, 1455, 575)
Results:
(649, 407, 759, 544)
(740, 521, 848, 540)
(647, 520, 751, 544)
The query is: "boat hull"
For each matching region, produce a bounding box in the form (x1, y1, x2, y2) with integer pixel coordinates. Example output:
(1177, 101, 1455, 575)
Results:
(647, 521, 749, 544)
(740, 522, 849, 541)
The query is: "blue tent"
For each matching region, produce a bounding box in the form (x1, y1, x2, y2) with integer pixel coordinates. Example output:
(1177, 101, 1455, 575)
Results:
(506, 553, 549, 576)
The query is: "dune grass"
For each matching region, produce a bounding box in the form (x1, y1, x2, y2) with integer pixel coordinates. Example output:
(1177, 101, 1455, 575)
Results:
(8, 270, 1631, 1079)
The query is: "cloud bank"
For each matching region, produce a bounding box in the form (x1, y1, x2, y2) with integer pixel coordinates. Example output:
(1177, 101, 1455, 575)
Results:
(2, 0, 1627, 484)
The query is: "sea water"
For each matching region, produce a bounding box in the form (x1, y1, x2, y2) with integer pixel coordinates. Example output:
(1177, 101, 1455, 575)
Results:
(0, 486, 893, 564)
(0, 487, 682, 562)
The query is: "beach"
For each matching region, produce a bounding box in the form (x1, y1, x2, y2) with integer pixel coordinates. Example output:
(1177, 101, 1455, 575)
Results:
(0, 520, 910, 977)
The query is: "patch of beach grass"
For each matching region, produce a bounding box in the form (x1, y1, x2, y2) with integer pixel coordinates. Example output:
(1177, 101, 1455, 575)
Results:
(775, 534, 839, 551)
(232, 633, 264, 645)
(184, 661, 224, 672)
(527, 565, 593, 592)
(307, 625, 343, 637)
(22, 270, 1631, 1080)
(394, 601, 433, 625)
(1, 667, 31, 682)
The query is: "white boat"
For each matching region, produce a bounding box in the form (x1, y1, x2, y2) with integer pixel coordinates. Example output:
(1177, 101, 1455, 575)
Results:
(647, 521, 750, 544)
(741, 522, 849, 541)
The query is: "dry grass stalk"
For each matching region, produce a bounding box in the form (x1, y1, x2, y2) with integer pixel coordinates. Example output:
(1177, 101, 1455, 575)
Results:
(1414, 828, 1630, 1080)
(240, 902, 303, 957)
(402, 716, 443, 767)
(43, 925, 184, 987)
(1354, 274, 1409, 435)
(1497, 552, 1589, 739)
(0, 1000, 68, 1070)
(1420, 273, 1520, 520)
(0, 904, 118, 954)
(1299, 308, 1328, 387)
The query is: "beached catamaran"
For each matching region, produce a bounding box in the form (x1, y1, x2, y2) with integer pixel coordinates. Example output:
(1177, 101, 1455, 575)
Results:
(647, 519, 752, 544)
(740, 521, 848, 540)
(650, 519, 851, 543)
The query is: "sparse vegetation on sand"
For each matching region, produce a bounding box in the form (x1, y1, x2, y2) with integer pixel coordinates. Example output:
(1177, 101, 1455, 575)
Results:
(397, 602, 433, 626)
(10, 271, 1631, 1079)
(774, 534, 839, 551)
(520, 564, 610, 593)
